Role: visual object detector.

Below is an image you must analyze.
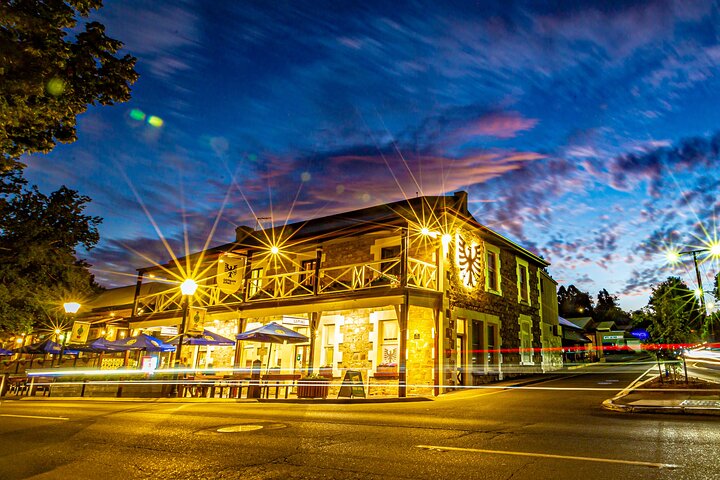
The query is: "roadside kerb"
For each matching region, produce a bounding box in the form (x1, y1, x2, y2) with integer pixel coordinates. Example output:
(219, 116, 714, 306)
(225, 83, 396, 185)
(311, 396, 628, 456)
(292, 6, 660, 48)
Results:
(602, 368, 720, 416)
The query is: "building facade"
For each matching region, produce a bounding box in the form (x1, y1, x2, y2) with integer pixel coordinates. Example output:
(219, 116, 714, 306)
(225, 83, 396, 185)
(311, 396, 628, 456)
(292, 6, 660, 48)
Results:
(129, 192, 561, 396)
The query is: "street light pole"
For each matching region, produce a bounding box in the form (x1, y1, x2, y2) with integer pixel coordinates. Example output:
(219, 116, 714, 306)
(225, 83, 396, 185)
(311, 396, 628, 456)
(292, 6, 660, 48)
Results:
(170, 279, 197, 398)
(58, 302, 81, 368)
(667, 248, 716, 342)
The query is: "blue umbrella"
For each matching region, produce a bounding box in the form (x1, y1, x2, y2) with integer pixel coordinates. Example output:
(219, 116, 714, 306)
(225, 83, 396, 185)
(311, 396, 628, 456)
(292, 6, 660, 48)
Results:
(106, 333, 175, 352)
(236, 322, 308, 374)
(170, 330, 235, 346)
(0, 348, 14, 356)
(14, 339, 78, 355)
(236, 322, 309, 344)
(68, 337, 122, 353)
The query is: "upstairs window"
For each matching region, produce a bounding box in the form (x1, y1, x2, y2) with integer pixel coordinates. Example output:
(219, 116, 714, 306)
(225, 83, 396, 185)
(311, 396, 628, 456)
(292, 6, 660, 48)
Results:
(299, 259, 317, 288)
(517, 259, 530, 304)
(485, 244, 501, 294)
(248, 267, 263, 297)
(380, 246, 401, 279)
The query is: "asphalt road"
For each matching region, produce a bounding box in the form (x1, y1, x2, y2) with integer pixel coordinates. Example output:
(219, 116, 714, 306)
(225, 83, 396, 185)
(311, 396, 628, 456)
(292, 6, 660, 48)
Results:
(0, 362, 718, 480)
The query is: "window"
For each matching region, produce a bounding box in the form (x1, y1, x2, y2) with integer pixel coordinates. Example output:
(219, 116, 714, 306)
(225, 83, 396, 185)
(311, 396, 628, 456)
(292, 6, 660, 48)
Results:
(299, 259, 317, 288)
(471, 320, 483, 368)
(379, 320, 399, 365)
(248, 267, 263, 297)
(487, 324, 498, 367)
(520, 317, 533, 365)
(381, 246, 401, 279)
(517, 259, 530, 304)
(485, 244, 501, 294)
(322, 324, 335, 365)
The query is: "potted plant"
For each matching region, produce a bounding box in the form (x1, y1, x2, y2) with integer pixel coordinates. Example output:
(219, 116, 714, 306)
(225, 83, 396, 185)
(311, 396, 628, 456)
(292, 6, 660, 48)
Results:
(375, 363, 398, 377)
(319, 366, 333, 378)
(297, 374, 330, 399)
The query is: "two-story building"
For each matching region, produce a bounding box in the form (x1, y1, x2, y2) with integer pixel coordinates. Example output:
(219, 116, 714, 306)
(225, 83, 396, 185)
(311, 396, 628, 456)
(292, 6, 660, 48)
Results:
(128, 191, 561, 396)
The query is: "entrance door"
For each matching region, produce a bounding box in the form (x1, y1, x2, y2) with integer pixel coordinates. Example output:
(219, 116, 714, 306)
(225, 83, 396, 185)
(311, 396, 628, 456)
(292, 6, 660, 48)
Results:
(294, 345, 308, 374)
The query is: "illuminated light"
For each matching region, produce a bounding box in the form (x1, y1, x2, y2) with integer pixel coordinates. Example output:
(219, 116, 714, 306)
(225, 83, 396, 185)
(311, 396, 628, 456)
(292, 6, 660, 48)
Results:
(147, 115, 164, 128)
(301, 172, 311, 182)
(694, 288, 703, 298)
(421, 227, 430, 236)
(441, 234, 452, 245)
(148, 274, 156, 278)
(55, 329, 61, 335)
(63, 302, 81, 314)
(101, 330, 106, 336)
(129, 108, 146, 121)
(270, 246, 280, 255)
(665, 250, 680, 264)
(110, 312, 115, 317)
(46, 77, 65, 96)
(710, 242, 720, 257)
(180, 279, 198, 296)
(16, 338, 23, 344)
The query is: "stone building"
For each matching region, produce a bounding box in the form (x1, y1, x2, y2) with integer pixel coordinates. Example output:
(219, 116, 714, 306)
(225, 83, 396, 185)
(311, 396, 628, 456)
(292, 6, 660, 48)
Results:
(128, 191, 561, 396)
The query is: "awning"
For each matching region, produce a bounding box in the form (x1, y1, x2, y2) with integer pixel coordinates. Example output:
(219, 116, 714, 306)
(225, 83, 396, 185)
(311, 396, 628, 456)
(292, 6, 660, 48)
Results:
(563, 330, 592, 344)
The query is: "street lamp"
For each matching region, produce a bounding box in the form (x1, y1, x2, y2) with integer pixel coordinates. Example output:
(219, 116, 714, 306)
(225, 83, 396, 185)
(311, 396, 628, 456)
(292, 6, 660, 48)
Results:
(665, 247, 718, 340)
(56, 302, 81, 367)
(175, 279, 198, 366)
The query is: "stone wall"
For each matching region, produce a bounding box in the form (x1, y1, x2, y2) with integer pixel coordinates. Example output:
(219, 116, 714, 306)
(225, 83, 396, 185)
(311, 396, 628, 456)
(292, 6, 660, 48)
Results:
(406, 305, 435, 396)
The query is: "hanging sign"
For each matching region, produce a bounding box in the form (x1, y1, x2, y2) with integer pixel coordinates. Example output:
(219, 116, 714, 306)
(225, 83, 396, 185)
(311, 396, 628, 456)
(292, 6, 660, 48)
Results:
(216, 255, 246, 294)
(186, 306, 207, 335)
(70, 321, 91, 343)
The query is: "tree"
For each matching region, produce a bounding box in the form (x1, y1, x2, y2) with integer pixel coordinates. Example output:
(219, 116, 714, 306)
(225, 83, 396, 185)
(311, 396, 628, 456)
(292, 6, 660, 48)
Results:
(646, 276, 702, 347)
(594, 288, 629, 325)
(557, 284, 594, 318)
(1, 0, 138, 170)
(0, 169, 102, 333)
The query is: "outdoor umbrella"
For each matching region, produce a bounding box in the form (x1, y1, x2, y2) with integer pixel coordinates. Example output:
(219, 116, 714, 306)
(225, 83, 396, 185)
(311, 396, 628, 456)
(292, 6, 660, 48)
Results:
(235, 322, 309, 344)
(236, 322, 309, 373)
(106, 333, 175, 352)
(170, 330, 235, 346)
(14, 339, 79, 355)
(0, 347, 14, 356)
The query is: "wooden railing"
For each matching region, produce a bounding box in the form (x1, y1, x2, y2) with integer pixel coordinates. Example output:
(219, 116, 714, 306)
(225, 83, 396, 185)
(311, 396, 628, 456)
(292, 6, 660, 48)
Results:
(407, 257, 438, 290)
(135, 256, 437, 313)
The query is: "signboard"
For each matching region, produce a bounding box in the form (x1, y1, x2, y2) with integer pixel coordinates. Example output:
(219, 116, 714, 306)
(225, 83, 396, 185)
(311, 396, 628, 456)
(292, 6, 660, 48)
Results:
(602, 334, 624, 340)
(282, 316, 310, 326)
(186, 306, 207, 335)
(160, 326, 178, 336)
(338, 370, 366, 398)
(141, 355, 158, 373)
(216, 255, 246, 294)
(70, 321, 91, 343)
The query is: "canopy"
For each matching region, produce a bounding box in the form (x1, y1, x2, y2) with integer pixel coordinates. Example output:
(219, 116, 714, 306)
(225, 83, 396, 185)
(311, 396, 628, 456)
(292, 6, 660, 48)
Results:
(14, 339, 79, 355)
(236, 322, 308, 344)
(170, 330, 235, 346)
(106, 333, 175, 352)
(68, 337, 121, 353)
(0, 347, 14, 356)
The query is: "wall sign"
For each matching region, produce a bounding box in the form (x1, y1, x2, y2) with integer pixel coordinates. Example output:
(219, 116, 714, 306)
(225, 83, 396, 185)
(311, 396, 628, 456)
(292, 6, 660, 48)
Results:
(456, 235, 482, 288)
(216, 254, 246, 294)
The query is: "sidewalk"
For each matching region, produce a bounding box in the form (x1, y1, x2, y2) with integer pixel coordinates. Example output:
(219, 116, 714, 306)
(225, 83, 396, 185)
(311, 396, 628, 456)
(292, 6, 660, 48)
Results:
(602, 374, 720, 416)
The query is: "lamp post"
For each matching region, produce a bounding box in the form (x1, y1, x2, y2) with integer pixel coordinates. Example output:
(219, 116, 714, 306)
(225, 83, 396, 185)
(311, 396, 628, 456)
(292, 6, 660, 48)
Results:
(169, 279, 197, 398)
(56, 302, 81, 367)
(666, 246, 718, 341)
(175, 279, 198, 366)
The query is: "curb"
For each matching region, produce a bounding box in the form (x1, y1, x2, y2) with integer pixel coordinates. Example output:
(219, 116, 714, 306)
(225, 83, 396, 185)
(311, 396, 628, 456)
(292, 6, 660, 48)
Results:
(1, 395, 432, 405)
(602, 374, 720, 416)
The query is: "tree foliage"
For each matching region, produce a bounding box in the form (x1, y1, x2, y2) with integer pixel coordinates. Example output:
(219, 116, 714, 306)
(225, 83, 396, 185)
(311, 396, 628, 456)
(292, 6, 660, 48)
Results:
(557, 284, 594, 318)
(0, 169, 102, 333)
(1, 0, 138, 170)
(646, 276, 702, 345)
(594, 288, 629, 325)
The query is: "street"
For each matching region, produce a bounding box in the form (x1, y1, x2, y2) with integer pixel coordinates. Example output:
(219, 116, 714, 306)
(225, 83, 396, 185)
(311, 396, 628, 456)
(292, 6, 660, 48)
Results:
(0, 363, 718, 480)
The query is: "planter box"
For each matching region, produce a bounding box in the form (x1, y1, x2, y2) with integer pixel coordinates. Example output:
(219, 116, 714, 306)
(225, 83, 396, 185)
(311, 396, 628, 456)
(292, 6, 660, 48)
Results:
(297, 379, 329, 399)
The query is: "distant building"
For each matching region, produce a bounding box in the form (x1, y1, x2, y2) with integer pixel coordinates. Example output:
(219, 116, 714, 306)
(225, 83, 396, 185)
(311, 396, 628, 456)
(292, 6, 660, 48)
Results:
(127, 192, 561, 396)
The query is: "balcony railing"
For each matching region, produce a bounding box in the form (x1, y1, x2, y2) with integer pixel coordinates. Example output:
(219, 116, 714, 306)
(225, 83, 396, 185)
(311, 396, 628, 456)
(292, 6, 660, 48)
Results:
(136, 256, 438, 314)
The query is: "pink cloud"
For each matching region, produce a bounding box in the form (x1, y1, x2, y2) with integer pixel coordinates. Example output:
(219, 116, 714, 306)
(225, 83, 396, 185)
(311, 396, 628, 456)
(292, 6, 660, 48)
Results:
(455, 112, 538, 139)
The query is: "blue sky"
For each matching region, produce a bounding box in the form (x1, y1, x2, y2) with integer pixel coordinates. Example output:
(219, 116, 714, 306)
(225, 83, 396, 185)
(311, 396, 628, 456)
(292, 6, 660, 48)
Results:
(22, 0, 720, 310)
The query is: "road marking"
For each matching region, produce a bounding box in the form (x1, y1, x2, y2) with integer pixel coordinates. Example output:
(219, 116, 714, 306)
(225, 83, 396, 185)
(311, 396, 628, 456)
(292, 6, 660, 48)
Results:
(0, 414, 69, 421)
(416, 445, 679, 469)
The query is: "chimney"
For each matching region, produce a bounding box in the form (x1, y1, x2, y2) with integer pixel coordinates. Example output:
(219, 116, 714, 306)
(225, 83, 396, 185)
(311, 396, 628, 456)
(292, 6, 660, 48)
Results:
(235, 225, 254, 242)
(453, 191, 468, 213)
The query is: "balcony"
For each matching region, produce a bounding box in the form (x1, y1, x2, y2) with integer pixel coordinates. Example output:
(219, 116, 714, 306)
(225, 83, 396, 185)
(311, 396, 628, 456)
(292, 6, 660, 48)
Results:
(135, 256, 439, 316)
